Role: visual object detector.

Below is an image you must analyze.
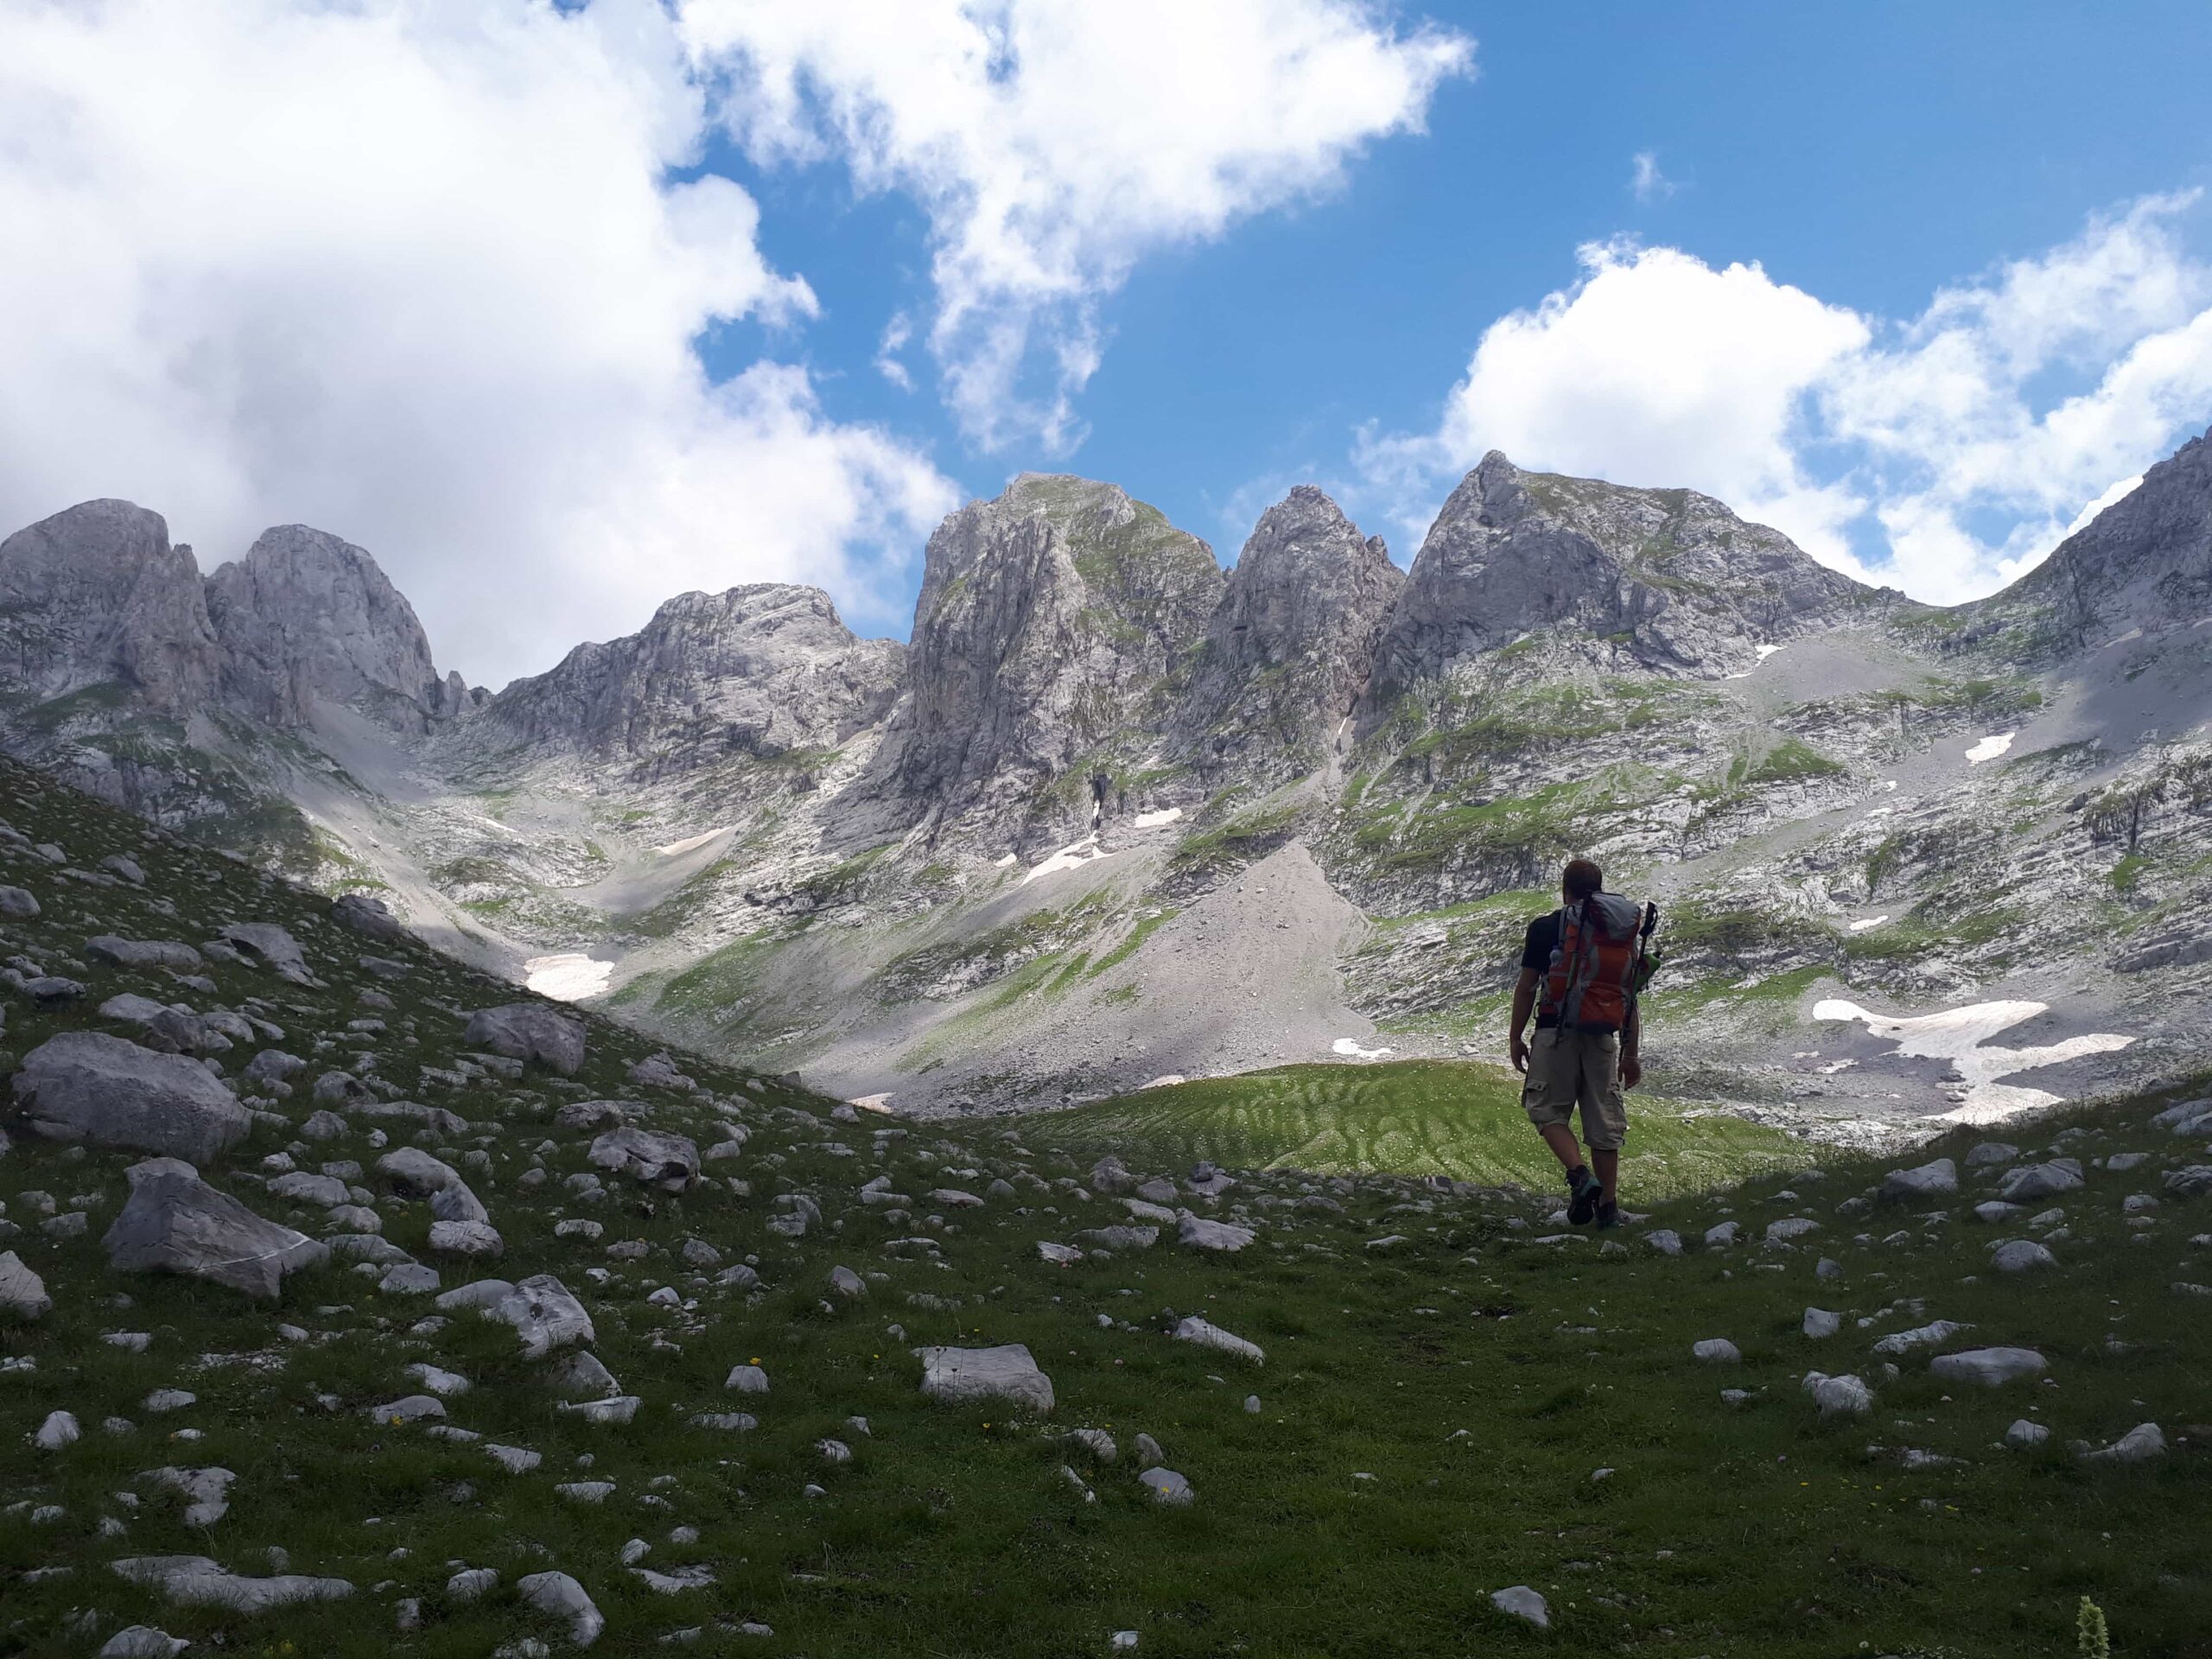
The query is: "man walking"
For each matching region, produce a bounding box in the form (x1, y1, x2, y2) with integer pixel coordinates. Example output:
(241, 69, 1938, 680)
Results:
(1510, 858, 1647, 1229)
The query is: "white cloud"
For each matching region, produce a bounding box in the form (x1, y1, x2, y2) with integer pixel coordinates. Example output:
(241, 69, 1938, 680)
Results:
(875, 312, 917, 392)
(1630, 150, 1675, 205)
(1360, 194, 2212, 602)
(683, 0, 1472, 453)
(0, 0, 958, 688)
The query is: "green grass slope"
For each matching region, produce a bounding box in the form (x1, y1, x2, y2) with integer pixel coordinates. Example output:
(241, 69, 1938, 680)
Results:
(1035, 1059, 1815, 1197)
(0, 759, 2208, 1657)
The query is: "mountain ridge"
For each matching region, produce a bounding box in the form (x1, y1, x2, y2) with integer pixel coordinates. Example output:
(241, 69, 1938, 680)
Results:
(1, 432, 2206, 1124)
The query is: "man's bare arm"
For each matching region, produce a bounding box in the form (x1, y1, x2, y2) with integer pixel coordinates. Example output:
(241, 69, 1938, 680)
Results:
(1509, 966, 1538, 1072)
(1620, 1001, 1643, 1090)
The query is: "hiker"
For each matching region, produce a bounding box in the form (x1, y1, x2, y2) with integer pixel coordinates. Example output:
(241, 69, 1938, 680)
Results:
(1509, 857, 1653, 1229)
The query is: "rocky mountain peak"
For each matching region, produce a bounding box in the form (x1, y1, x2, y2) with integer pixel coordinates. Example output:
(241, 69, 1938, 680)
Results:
(204, 524, 450, 730)
(1174, 485, 1402, 782)
(1370, 453, 1873, 699)
(1992, 423, 2212, 647)
(858, 476, 1224, 842)
(480, 582, 903, 772)
(0, 499, 219, 715)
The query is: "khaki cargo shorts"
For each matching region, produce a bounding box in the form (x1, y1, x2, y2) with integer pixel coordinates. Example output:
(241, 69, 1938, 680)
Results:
(1522, 1027, 1628, 1151)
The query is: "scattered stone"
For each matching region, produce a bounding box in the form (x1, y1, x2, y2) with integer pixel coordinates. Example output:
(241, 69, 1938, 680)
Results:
(105, 1158, 327, 1300)
(1692, 1338, 1741, 1363)
(437, 1274, 594, 1358)
(516, 1569, 604, 1646)
(2082, 1423, 2165, 1464)
(726, 1364, 771, 1395)
(0, 1249, 52, 1318)
(1929, 1347, 2046, 1387)
(1991, 1239, 2057, 1273)
(588, 1127, 699, 1190)
(1173, 1316, 1265, 1364)
(1491, 1586, 1549, 1629)
(1802, 1307, 1840, 1339)
(1175, 1211, 1255, 1253)
(35, 1408, 80, 1448)
(1802, 1372, 1873, 1416)
(218, 923, 314, 984)
(1880, 1158, 1958, 1201)
(1998, 1160, 2084, 1204)
(464, 1005, 586, 1076)
(1138, 1467, 1192, 1506)
(12, 1032, 249, 1161)
(111, 1554, 353, 1611)
(99, 1628, 189, 1658)
(2005, 1419, 2050, 1449)
(917, 1343, 1055, 1414)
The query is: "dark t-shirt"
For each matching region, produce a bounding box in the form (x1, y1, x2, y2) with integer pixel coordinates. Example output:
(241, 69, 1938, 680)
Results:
(1522, 912, 1561, 1030)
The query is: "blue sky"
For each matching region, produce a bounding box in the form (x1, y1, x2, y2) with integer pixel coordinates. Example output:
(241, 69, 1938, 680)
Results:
(5, 1, 2212, 683)
(711, 0, 2212, 587)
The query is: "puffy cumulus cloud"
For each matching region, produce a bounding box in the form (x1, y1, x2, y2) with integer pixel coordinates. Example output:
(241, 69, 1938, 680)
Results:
(683, 0, 1472, 452)
(1359, 194, 2212, 603)
(0, 0, 957, 688)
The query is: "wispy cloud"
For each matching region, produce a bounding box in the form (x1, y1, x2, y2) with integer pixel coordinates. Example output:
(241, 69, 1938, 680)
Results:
(1630, 149, 1675, 204)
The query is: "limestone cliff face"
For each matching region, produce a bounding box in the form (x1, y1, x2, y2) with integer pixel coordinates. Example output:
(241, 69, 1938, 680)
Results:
(1370, 453, 1874, 702)
(205, 524, 451, 728)
(0, 500, 220, 714)
(860, 474, 1224, 838)
(1173, 486, 1401, 783)
(483, 584, 904, 774)
(1983, 424, 2212, 649)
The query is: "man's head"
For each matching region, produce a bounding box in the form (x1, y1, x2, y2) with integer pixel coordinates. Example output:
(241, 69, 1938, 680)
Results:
(1561, 858, 1603, 902)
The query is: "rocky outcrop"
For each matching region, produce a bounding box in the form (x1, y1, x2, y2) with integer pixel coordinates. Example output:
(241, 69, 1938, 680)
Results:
(104, 1156, 329, 1299)
(858, 475, 1224, 841)
(11, 1031, 251, 1162)
(1174, 486, 1401, 784)
(205, 524, 451, 728)
(0, 500, 219, 714)
(1982, 423, 2212, 651)
(481, 584, 902, 773)
(1369, 453, 1873, 701)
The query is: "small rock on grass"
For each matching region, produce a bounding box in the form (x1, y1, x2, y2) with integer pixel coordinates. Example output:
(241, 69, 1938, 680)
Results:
(1491, 1586, 1549, 1629)
(1692, 1338, 1740, 1363)
(2081, 1423, 2165, 1464)
(1138, 1467, 1192, 1506)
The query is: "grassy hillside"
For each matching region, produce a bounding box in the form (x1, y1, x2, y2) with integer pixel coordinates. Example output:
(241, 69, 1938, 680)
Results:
(1, 758, 2209, 1656)
(1035, 1058, 1816, 1197)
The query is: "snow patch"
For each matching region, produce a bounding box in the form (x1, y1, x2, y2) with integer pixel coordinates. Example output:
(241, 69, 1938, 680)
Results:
(1332, 1037, 1394, 1062)
(654, 827, 728, 857)
(1847, 916, 1889, 933)
(1964, 732, 2015, 765)
(525, 953, 614, 1001)
(1813, 998, 2132, 1124)
(993, 853, 1018, 868)
(1137, 1074, 1186, 1091)
(846, 1092, 895, 1115)
(1024, 834, 1120, 885)
(1723, 644, 1783, 680)
(1130, 807, 1183, 829)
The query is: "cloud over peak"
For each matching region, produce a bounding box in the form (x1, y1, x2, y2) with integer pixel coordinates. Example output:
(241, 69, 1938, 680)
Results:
(684, 0, 1474, 453)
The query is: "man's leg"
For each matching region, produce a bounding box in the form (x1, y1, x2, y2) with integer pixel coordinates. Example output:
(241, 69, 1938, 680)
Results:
(1592, 1146, 1620, 1203)
(1577, 1033, 1629, 1217)
(1537, 1122, 1583, 1172)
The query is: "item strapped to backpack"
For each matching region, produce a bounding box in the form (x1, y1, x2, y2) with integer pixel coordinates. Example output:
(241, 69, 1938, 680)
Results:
(1541, 893, 1661, 1035)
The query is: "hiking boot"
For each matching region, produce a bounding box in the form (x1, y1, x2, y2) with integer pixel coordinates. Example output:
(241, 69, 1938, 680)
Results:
(1595, 1198, 1621, 1230)
(1566, 1165, 1601, 1226)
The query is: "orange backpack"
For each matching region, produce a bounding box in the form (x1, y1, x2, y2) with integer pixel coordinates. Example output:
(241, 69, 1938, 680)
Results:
(1541, 893, 1659, 1035)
